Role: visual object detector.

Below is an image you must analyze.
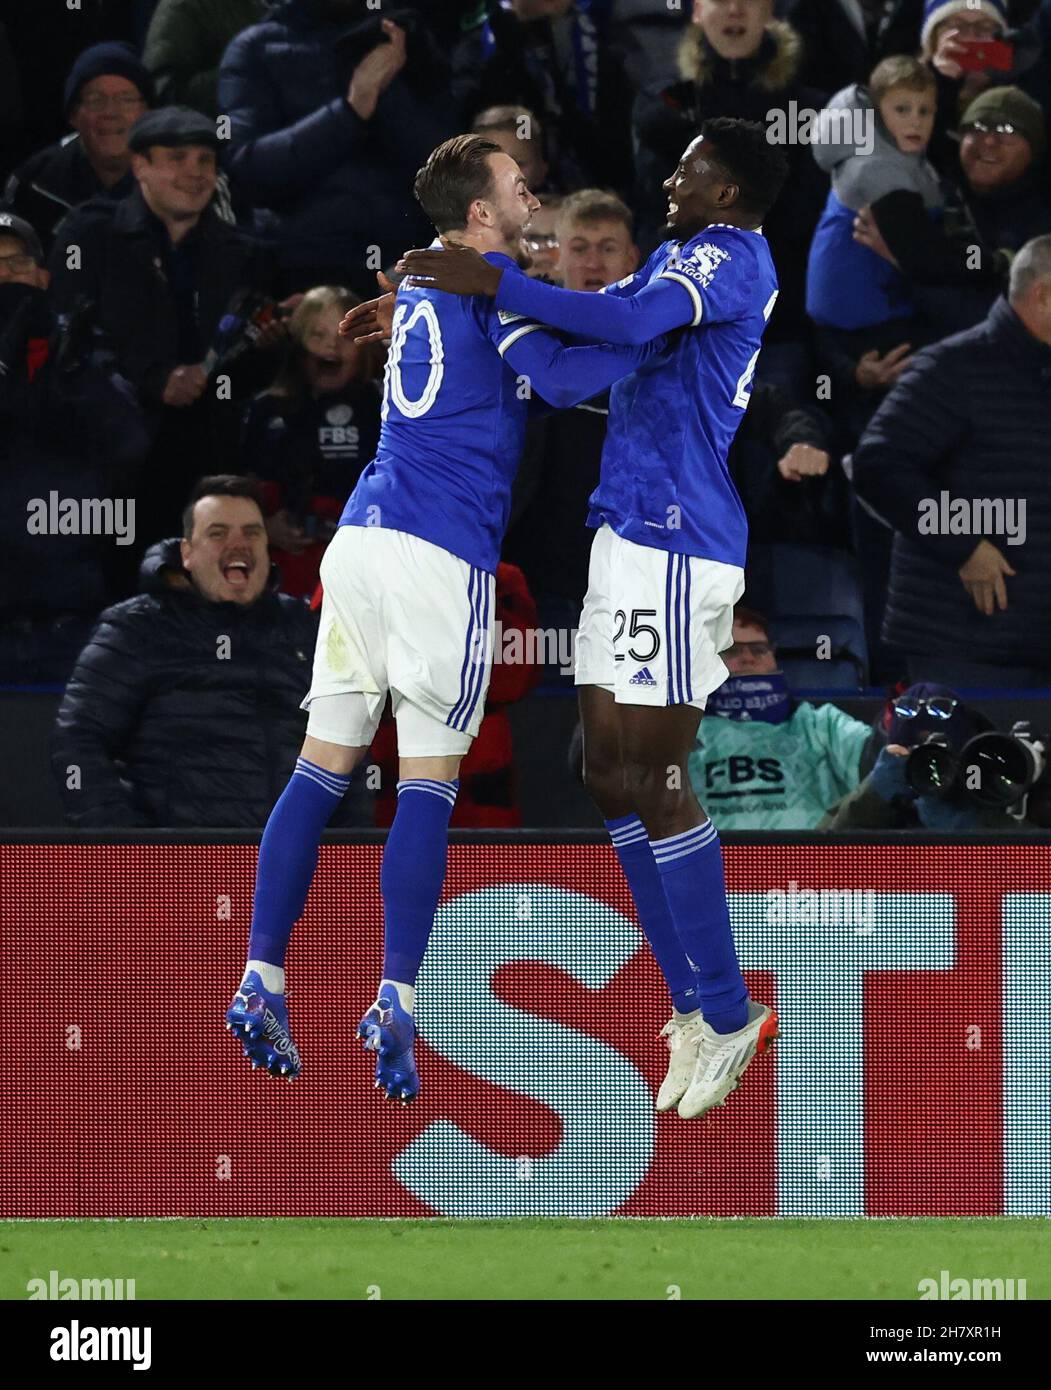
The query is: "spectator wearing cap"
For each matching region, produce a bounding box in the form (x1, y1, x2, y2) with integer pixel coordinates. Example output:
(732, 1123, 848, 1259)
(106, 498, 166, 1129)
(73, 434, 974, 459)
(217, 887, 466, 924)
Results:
(143, 0, 267, 117)
(0, 213, 46, 288)
(955, 86, 1051, 251)
(921, 0, 1013, 170)
(46, 107, 276, 583)
(851, 84, 1051, 341)
(218, 2, 457, 295)
(852, 235, 1051, 689)
(2, 4, 137, 165)
(1, 43, 154, 254)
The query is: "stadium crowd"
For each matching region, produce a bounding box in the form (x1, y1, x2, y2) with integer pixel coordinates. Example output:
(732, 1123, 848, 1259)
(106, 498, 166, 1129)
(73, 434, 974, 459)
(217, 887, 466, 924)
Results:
(3, 0, 1051, 829)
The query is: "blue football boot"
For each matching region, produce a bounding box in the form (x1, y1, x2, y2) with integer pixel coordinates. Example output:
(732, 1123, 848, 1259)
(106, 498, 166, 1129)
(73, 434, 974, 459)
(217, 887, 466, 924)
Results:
(357, 991, 419, 1103)
(225, 970, 302, 1081)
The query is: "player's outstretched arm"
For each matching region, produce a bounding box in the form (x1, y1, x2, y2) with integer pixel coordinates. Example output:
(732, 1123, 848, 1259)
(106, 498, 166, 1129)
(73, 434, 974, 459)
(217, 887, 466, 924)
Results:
(397, 244, 503, 296)
(502, 328, 666, 410)
(398, 245, 695, 347)
(339, 271, 398, 342)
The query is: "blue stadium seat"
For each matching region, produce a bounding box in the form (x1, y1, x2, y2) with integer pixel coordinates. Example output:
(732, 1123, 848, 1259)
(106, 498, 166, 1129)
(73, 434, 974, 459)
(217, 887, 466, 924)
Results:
(747, 544, 869, 690)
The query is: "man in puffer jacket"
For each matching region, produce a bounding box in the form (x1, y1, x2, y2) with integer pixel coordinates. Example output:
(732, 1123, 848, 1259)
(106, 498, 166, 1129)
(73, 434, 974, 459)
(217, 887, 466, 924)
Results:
(50, 475, 362, 828)
(218, 1, 458, 293)
(852, 235, 1051, 687)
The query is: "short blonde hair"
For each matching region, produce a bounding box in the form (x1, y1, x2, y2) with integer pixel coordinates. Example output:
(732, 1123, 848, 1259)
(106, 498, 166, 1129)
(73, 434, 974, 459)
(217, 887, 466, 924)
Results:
(869, 55, 937, 106)
(556, 188, 633, 240)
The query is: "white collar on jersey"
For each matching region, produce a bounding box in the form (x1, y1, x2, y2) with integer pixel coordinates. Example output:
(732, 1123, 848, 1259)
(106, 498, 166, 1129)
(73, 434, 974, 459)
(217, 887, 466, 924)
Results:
(668, 222, 763, 262)
(705, 221, 764, 235)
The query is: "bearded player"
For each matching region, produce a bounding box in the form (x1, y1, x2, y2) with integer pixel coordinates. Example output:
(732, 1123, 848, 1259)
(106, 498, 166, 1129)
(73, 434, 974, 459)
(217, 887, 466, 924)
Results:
(390, 118, 789, 1119)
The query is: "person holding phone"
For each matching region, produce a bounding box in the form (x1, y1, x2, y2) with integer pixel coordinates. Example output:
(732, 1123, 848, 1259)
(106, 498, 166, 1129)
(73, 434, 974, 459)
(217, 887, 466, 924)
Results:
(921, 0, 1014, 170)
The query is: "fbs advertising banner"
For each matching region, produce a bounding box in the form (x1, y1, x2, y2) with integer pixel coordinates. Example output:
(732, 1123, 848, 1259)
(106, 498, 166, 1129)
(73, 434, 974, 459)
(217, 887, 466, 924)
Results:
(3, 840, 1048, 1218)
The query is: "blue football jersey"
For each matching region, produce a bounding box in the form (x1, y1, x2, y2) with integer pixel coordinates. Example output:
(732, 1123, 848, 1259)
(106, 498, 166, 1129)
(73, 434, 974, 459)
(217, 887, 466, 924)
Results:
(590, 223, 779, 567)
(339, 252, 541, 574)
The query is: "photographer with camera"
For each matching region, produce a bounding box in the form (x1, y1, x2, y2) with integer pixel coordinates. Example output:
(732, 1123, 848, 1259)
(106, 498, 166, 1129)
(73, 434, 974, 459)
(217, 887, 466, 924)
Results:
(821, 682, 1049, 829)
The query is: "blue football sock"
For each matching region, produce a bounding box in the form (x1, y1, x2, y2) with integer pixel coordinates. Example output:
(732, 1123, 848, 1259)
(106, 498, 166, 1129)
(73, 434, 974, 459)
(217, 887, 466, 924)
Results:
(246, 756, 350, 969)
(381, 778, 459, 987)
(606, 814, 699, 1013)
(651, 820, 748, 1034)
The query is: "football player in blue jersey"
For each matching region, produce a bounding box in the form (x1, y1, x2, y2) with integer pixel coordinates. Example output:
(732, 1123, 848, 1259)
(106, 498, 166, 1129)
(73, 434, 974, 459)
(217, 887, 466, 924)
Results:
(224, 134, 664, 1100)
(393, 118, 791, 1119)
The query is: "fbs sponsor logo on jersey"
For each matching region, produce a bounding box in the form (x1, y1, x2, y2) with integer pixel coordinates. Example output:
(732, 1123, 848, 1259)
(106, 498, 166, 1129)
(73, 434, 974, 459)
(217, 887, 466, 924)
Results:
(629, 666, 658, 687)
(497, 310, 528, 326)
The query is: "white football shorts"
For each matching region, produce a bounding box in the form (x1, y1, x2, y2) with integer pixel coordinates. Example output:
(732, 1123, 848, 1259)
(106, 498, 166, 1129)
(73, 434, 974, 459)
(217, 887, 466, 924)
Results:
(574, 523, 744, 709)
(301, 525, 495, 756)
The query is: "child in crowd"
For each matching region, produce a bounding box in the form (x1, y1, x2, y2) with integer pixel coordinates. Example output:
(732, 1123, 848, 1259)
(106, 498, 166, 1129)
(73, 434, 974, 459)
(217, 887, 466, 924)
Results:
(806, 57, 942, 443)
(240, 286, 383, 598)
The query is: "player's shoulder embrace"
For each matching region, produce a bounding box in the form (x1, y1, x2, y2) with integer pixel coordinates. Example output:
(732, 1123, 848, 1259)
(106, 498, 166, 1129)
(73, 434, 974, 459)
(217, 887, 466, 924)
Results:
(669, 224, 758, 295)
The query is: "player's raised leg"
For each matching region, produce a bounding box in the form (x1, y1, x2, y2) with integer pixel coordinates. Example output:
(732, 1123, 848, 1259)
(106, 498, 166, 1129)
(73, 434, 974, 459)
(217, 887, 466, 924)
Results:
(226, 728, 368, 1079)
(579, 684, 705, 1110)
(576, 526, 703, 1110)
(618, 701, 778, 1119)
(355, 536, 493, 1104)
(357, 739, 463, 1105)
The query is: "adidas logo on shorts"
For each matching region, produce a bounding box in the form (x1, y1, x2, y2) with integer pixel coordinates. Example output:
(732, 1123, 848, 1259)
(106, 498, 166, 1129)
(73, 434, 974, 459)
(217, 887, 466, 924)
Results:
(629, 666, 658, 687)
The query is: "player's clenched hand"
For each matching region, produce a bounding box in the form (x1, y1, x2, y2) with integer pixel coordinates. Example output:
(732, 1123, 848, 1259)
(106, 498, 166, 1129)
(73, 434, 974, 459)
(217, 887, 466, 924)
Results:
(340, 272, 397, 342)
(958, 538, 1016, 616)
(396, 243, 503, 297)
(777, 443, 830, 482)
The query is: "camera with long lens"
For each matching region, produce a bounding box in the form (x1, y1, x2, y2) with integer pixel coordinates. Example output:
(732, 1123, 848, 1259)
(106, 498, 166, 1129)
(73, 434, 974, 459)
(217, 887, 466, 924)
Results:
(904, 734, 957, 797)
(906, 720, 1047, 814)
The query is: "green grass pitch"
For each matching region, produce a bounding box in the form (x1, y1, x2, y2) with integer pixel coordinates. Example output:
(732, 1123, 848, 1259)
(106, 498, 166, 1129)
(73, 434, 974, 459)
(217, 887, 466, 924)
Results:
(0, 1219, 1047, 1300)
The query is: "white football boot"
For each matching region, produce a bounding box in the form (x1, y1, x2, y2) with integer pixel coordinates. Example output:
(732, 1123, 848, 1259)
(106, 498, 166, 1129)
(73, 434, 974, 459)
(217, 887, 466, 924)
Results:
(656, 1011, 706, 1112)
(677, 1000, 779, 1120)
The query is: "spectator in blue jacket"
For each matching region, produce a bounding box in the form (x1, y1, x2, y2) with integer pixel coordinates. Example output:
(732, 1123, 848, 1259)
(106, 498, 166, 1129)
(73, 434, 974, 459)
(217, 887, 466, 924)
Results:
(218, 2, 458, 294)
